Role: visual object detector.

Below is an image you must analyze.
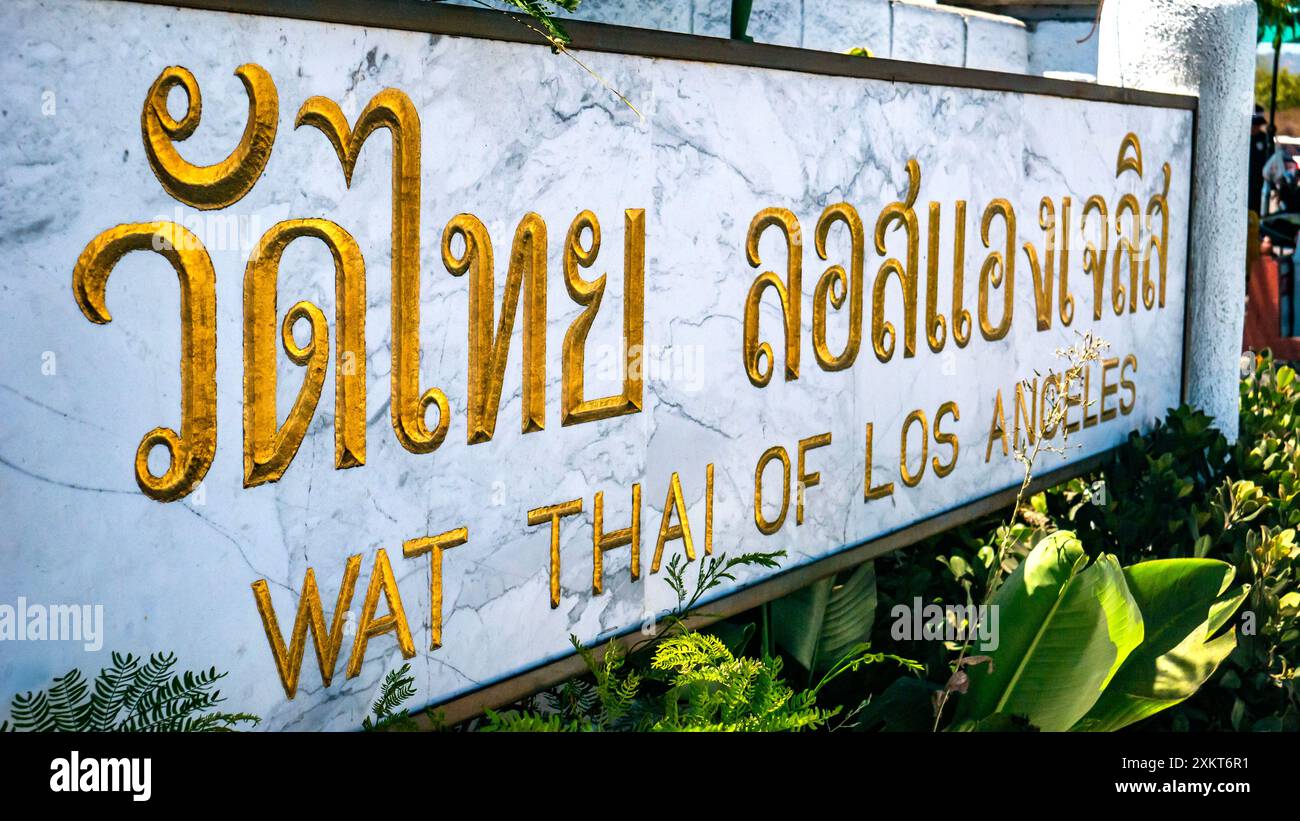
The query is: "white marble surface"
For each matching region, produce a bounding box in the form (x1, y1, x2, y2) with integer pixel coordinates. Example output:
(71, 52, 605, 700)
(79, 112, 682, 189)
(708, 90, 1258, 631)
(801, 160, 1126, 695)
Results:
(964, 11, 1029, 73)
(892, 0, 966, 67)
(804, 0, 892, 57)
(0, 0, 1191, 729)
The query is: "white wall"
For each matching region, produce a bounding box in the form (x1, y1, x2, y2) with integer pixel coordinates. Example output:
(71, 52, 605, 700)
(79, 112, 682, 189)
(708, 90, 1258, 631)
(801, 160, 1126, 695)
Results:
(1029, 20, 1099, 77)
(443, 0, 1031, 74)
(1099, 0, 1257, 440)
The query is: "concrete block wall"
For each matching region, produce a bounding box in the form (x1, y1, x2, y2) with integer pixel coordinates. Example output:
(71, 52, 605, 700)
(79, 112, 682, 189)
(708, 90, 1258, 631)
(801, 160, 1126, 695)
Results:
(1028, 19, 1099, 77)
(440, 0, 1032, 74)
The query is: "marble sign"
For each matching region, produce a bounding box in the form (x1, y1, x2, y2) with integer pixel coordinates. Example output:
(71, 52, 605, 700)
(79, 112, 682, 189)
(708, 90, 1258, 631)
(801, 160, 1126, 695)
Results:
(0, 0, 1193, 729)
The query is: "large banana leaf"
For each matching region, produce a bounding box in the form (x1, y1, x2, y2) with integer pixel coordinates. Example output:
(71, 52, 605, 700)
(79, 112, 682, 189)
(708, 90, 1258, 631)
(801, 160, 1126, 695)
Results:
(956, 532, 1144, 731)
(771, 561, 876, 673)
(1071, 559, 1248, 732)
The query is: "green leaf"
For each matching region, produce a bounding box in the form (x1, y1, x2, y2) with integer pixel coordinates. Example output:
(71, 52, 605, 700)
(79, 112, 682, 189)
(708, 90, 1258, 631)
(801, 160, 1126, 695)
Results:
(956, 531, 1145, 731)
(1276, 365, 1295, 390)
(854, 677, 940, 732)
(949, 712, 1040, 732)
(771, 561, 875, 673)
(1071, 559, 1247, 732)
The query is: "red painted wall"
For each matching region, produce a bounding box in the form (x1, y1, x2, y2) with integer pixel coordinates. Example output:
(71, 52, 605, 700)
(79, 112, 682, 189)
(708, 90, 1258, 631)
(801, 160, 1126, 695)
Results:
(1244, 253, 1300, 361)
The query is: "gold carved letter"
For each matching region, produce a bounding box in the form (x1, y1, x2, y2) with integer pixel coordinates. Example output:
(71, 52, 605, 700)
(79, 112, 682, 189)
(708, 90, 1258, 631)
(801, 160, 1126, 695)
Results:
(1022, 198, 1057, 332)
(1145, 164, 1172, 309)
(72, 223, 217, 502)
(743, 208, 802, 386)
(297, 89, 449, 454)
(251, 556, 361, 699)
(978, 199, 1015, 341)
(444, 213, 548, 443)
(142, 64, 278, 209)
(873, 159, 922, 361)
(403, 528, 469, 650)
(562, 209, 645, 425)
(1082, 195, 1111, 321)
(593, 485, 641, 593)
(754, 445, 791, 534)
(242, 219, 367, 487)
(346, 548, 417, 679)
(812, 203, 865, 370)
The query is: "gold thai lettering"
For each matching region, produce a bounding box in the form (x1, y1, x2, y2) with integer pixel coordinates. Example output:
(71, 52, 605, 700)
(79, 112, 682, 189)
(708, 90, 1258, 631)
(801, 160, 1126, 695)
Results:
(950, 200, 973, 348)
(141, 64, 278, 209)
(1082, 194, 1110, 321)
(1145, 164, 1172, 309)
(297, 89, 448, 454)
(978, 199, 1015, 340)
(242, 219, 366, 487)
(1114, 135, 1145, 315)
(1023, 197, 1067, 331)
(444, 213, 548, 443)
(561, 209, 646, 426)
(72, 222, 217, 502)
(873, 159, 922, 361)
(743, 208, 802, 386)
(812, 204, 865, 369)
(923, 202, 948, 351)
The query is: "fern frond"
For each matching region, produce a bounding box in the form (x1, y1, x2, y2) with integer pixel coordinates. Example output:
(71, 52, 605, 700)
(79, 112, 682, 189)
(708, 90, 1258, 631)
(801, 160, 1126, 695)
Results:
(86, 652, 140, 731)
(6, 652, 257, 733)
(119, 667, 229, 732)
(10, 689, 52, 731)
(119, 652, 177, 721)
(478, 708, 590, 732)
(45, 668, 90, 732)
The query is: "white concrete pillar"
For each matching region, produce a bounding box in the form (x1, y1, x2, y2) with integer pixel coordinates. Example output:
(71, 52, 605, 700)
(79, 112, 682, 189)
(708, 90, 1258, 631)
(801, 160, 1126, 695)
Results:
(1098, 0, 1256, 440)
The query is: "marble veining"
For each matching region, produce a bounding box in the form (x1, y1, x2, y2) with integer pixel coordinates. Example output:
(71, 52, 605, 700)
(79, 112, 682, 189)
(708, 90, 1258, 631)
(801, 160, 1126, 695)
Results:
(0, 0, 1191, 729)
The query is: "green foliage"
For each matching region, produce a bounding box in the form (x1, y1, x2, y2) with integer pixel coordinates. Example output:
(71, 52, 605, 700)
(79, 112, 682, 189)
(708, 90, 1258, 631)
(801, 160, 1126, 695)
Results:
(663, 550, 785, 619)
(956, 532, 1146, 731)
(955, 534, 1245, 732)
(1074, 560, 1249, 731)
(1257, 67, 1300, 112)
(771, 560, 877, 674)
(362, 663, 417, 731)
(1258, 0, 1300, 41)
(873, 355, 1295, 732)
(504, 0, 581, 47)
(477, 551, 917, 732)
(455, 0, 580, 48)
(2, 652, 258, 732)
(359, 662, 447, 732)
(1055, 405, 1230, 562)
